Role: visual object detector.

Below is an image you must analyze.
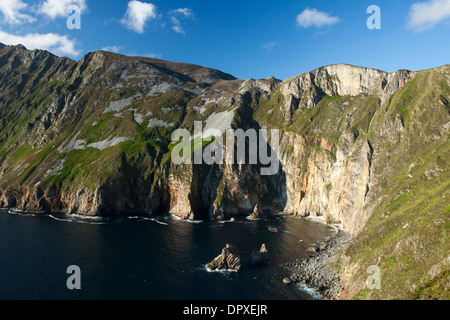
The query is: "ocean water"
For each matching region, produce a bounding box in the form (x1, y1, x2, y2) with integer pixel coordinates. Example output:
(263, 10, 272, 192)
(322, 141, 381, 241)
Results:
(0, 208, 336, 300)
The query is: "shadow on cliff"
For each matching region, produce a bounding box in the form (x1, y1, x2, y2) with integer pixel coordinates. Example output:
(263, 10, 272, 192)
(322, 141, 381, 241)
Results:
(186, 94, 288, 220)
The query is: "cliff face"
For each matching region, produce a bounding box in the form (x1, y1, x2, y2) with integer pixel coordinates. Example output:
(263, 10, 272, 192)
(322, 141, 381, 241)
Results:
(277, 131, 373, 235)
(0, 44, 448, 299)
(279, 64, 410, 122)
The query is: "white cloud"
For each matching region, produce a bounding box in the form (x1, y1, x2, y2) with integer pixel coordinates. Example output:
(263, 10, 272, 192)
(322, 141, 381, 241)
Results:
(296, 8, 340, 28)
(171, 17, 184, 34)
(38, 0, 87, 19)
(121, 1, 157, 33)
(101, 45, 124, 53)
(407, 0, 450, 32)
(169, 8, 194, 34)
(141, 52, 162, 59)
(170, 8, 193, 18)
(261, 41, 279, 51)
(128, 51, 162, 59)
(0, 30, 81, 57)
(100, 47, 162, 59)
(0, 0, 35, 24)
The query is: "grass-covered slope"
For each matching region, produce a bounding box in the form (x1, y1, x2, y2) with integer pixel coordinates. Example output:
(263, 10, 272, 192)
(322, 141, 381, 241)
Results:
(0, 44, 236, 214)
(249, 64, 449, 300)
(338, 66, 450, 300)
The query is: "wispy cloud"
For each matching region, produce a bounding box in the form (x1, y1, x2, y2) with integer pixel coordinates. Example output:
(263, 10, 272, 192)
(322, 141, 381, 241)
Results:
(0, 30, 81, 57)
(407, 0, 450, 32)
(296, 8, 340, 28)
(100, 45, 124, 54)
(121, 0, 157, 34)
(139, 52, 162, 59)
(38, 0, 87, 19)
(170, 8, 194, 18)
(169, 8, 194, 34)
(261, 41, 279, 51)
(0, 0, 35, 24)
(101, 46, 162, 59)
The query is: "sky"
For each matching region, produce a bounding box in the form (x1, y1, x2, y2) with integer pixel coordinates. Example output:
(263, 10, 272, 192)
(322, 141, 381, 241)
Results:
(0, 0, 449, 80)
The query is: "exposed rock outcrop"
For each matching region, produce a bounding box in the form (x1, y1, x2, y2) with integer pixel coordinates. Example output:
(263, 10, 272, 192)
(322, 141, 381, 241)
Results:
(207, 244, 242, 272)
(246, 204, 263, 220)
(277, 132, 374, 235)
(279, 64, 411, 121)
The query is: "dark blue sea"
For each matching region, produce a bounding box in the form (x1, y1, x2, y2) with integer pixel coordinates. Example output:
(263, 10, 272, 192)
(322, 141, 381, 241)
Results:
(0, 208, 336, 300)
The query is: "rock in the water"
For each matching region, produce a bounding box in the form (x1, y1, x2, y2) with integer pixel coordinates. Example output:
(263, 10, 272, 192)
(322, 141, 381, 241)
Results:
(248, 244, 269, 267)
(207, 244, 242, 272)
(283, 278, 291, 284)
(246, 204, 263, 220)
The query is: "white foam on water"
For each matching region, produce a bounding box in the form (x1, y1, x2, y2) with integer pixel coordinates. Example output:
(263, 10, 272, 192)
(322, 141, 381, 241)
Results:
(328, 224, 341, 234)
(5, 209, 169, 226)
(170, 214, 203, 224)
(8, 208, 37, 217)
(296, 283, 320, 300)
(48, 214, 74, 223)
(306, 216, 341, 234)
(204, 264, 238, 274)
(47, 214, 108, 225)
(185, 219, 203, 224)
(71, 220, 107, 225)
(170, 214, 182, 221)
(66, 213, 106, 221)
(140, 217, 169, 226)
(216, 219, 244, 224)
(127, 216, 141, 220)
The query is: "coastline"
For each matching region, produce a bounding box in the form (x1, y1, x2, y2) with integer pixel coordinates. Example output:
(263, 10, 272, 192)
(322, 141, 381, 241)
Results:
(284, 223, 352, 300)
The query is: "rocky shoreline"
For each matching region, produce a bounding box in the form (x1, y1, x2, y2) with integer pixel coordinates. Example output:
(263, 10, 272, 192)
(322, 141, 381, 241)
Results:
(284, 227, 352, 300)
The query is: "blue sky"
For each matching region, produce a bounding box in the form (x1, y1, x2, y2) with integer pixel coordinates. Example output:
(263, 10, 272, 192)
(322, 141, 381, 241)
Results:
(0, 0, 449, 80)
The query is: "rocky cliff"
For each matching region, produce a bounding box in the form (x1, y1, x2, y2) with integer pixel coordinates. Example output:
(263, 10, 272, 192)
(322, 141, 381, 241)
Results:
(0, 43, 448, 299)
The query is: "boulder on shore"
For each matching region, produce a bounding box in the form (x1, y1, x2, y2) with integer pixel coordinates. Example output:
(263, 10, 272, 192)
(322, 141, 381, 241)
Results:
(207, 244, 242, 272)
(306, 247, 319, 253)
(248, 243, 269, 267)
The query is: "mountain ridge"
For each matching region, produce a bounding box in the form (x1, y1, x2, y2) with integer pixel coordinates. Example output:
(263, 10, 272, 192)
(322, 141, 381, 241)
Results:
(3, 41, 443, 84)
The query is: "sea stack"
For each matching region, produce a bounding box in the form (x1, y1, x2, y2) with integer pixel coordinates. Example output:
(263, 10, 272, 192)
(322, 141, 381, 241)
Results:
(246, 204, 263, 220)
(207, 244, 242, 272)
